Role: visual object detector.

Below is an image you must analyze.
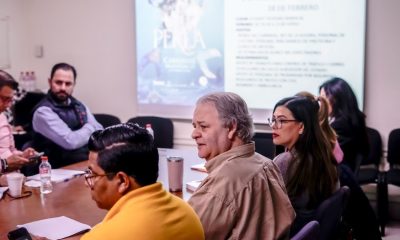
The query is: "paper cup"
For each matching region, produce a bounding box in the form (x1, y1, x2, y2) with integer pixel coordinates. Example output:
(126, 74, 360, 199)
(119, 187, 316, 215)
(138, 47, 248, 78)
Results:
(6, 172, 24, 197)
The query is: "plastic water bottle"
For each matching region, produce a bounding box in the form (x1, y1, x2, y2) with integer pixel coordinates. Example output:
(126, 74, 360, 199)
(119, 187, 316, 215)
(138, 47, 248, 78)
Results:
(29, 71, 37, 91)
(39, 156, 53, 194)
(18, 72, 27, 91)
(146, 123, 154, 139)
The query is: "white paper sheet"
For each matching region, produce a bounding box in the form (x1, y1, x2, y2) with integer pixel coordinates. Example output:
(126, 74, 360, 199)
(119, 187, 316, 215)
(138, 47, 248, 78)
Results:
(186, 180, 202, 192)
(190, 163, 207, 173)
(17, 216, 91, 240)
(27, 169, 85, 183)
(0, 186, 8, 199)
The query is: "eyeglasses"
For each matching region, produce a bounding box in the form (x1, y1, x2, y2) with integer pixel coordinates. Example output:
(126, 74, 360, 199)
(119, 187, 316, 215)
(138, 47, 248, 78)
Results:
(267, 118, 298, 129)
(84, 168, 115, 189)
(0, 95, 14, 103)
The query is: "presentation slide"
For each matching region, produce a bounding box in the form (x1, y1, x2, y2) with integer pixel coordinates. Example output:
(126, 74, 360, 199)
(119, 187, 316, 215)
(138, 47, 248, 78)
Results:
(135, 0, 366, 123)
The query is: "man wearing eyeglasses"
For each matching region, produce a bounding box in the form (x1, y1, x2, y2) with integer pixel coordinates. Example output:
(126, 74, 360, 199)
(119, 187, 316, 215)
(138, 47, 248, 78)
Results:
(80, 123, 204, 240)
(0, 70, 36, 184)
(31, 63, 103, 168)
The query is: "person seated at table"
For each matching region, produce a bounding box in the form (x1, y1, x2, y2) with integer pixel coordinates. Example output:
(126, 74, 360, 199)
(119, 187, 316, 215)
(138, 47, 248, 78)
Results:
(188, 92, 295, 240)
(296, 91, 343, 162)
(0, 70, 36, 185)
(80, 123, 204, 240)
(31, 63, 103, 168)
(319, 77, 368, 172)
(271, 96, 339, 236)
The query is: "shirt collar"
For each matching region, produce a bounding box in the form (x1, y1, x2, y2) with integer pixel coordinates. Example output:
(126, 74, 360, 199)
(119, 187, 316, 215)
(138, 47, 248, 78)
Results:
(204, 142, 255, 173)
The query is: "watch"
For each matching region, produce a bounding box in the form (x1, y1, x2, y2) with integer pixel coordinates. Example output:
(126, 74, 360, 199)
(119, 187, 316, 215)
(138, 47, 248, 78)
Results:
(0, 158, 8, 173)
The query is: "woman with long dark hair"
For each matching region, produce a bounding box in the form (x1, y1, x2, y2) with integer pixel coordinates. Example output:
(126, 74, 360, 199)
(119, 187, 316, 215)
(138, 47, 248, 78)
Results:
(320, 78, 382, 239)
(319, 77, 368, 172)
(270, 96, 338, 236)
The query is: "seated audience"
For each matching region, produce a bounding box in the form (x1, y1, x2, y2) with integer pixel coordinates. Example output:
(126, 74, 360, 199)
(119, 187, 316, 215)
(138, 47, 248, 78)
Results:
(188, 92, 295, 239)
(271, 96, 339, 236)
(32, 63, 103, 168)
(319, 77, 368, 172)
(0, 70, 36, 185)
(80, 123, 204, 240)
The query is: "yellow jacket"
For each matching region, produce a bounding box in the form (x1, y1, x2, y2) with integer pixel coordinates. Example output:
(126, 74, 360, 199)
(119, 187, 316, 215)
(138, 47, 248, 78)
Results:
(82, 182, 204, 240)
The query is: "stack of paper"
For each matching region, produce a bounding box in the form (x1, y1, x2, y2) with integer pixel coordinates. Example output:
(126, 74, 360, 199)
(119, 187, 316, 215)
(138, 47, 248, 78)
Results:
(186, 180, 202, 192)
(190, 163, 207, 173)
(27, 169, 85, 183)
(17, 216, 91, 240)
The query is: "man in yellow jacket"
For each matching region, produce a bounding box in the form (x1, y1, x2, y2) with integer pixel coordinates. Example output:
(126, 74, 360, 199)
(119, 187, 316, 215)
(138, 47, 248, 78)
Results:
(81, 123, 204, 240)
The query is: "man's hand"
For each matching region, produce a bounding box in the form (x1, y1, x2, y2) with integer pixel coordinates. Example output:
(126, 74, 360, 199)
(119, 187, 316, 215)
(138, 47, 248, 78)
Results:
(5, 154, 30, 171)
(0, 174, 6, 186)
(21, 148, 36, 159)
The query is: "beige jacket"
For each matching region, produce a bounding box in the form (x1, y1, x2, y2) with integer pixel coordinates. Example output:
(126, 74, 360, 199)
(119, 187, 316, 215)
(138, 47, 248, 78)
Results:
(189, 143, 295, 240)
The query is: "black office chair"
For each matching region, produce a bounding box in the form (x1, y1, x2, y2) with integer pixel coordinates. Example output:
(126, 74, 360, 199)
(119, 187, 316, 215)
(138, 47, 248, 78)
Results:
(252, 132, 275, 159)
(291, 220, 320, 240)
(13, 91, 46, 131)
(384, 128, 400, 235)
(387, 128, 400, 185)
(356, 127, 386, 235)
(127, 116, 174, 148)
(93, 113, 121, 128)
(12, 91, 46, 149)
(315, 186, 350, 240)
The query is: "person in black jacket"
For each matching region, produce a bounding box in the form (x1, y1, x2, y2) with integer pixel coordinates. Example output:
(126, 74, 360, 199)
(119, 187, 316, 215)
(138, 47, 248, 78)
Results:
(319, 77, 369, 172)
(320, 77, 382, 239)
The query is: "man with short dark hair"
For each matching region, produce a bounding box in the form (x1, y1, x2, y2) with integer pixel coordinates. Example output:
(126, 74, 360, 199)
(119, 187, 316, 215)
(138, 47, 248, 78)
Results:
(32, 63, 102, 168)
(0, 70, 35, 183)
(189, 92, 295, 239)
(81, 123, 204, 240)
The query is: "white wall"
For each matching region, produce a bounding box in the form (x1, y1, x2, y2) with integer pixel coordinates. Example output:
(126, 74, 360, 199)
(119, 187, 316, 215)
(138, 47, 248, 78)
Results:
(0, 0, 399, 150)
(364, 0, 400, 150)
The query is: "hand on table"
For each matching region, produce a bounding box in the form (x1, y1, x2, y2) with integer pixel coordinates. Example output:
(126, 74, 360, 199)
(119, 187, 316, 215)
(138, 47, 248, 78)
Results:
(5, 154, 30, 171)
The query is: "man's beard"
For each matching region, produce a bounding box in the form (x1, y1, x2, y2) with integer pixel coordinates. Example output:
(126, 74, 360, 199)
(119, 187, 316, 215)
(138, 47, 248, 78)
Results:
(50, 90, 70, 103)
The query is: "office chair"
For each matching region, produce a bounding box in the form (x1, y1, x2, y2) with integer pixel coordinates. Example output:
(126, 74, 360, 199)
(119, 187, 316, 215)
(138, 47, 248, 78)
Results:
(315, 186, 350, 240)
(12, 91, 46, 149)
(387, 128, 400, 185)
(357, 127, 387, 235)
(252, 132, 275, 159)
(13, 91, 46, 130)
(93, 113, 121, 128)
(127, 116, 174, 148)
(291, 220, 320, 240)
(384, 128, 400, 235)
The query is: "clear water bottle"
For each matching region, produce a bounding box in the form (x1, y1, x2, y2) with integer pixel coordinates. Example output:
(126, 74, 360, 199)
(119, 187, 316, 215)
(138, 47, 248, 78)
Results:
(18, 71, 27, 91)
(146, 123, 154, 139)
(39, 156, 53, 194)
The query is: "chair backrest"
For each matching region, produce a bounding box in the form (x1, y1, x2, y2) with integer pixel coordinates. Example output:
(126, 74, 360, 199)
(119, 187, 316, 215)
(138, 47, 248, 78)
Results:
(93, 113, 121, 128)
(13, 91, 46, 130)
(356, 127, 382, 182)
(363, 127, 383, 166)
(291, 220, 320, 240)
(127, 116, 174, 148)
(252, 132, 275, 159)
(316, 186, 350, 240)
(388, 128, 400, 166)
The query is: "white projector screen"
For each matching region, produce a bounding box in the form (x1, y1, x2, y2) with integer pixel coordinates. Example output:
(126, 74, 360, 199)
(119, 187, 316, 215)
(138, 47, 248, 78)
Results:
(135, 0, 366, 123)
